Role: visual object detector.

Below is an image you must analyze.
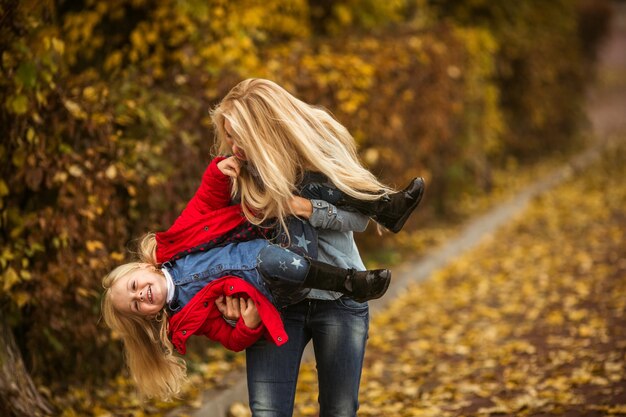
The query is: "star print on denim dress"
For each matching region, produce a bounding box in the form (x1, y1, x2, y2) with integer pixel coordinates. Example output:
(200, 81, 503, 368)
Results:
(277, 216, 318, 259)
(255, 242, 314, 308)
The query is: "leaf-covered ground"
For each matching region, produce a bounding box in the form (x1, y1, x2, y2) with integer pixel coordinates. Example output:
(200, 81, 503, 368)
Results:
(292, 140, 626, 417)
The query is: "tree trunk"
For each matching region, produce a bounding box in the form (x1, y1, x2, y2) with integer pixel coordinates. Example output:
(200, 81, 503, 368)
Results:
(0, 316, 53, 417)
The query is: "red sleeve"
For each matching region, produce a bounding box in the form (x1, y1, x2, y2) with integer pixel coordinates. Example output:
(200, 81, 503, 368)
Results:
(202, 317, 265, 352)
(187, 156, 233, 212)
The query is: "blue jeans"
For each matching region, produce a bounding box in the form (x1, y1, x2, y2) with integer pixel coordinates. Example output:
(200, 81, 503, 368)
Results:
(246, 297, 369, 417)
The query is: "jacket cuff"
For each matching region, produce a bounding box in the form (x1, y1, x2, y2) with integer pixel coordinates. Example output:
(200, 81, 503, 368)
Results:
(308, 199, 336, 227)
(207, 156, 229, 180)
(236, 320, 265, 337)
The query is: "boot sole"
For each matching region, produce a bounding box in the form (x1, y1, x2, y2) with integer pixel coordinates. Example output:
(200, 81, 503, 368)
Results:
(387, 178, 425, 233)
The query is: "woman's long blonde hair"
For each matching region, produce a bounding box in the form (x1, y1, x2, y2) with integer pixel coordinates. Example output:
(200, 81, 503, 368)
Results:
(101, 233, 187, 400)
(211, 78, 392, 229)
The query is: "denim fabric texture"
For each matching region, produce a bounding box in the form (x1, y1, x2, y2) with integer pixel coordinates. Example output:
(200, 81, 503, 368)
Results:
(166, 240, 314, 313)
(246, 297, 369, 417)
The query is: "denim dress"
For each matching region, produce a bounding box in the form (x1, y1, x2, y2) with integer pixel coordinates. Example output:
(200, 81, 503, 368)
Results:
(164, 239, 273, 313)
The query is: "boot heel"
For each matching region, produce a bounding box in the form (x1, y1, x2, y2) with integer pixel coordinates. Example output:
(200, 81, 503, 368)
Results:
(379, 177, 425, 233)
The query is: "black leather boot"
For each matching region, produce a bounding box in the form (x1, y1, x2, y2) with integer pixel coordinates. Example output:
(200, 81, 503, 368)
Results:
(337, 177, 425, 233)
(302, 259, 391, 302)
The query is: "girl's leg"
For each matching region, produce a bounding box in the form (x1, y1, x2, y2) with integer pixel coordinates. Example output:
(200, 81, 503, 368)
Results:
(299, 172, 342, 204)
(256, 244, 391, 303)
(300, 172, 425, 233)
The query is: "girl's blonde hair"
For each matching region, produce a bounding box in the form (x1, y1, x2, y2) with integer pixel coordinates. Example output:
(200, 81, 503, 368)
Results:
(101, 233, 187, 399)
(211, 78, 392, 230)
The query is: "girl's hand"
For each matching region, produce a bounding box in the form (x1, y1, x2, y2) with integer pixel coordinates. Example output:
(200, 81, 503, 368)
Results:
(215, 295, 241, 321)
(217, 156, 241, 178)
(240, 298, 261, 329)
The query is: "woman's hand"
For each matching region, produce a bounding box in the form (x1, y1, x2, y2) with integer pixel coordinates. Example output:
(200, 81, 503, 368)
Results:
(288, 196, 313, 219)
(215, 295, 241, 321)
(217, 156, 241, 178)
(239, 298, 261, 329)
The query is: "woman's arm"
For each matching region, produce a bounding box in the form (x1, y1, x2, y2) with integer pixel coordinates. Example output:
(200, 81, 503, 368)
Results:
(289, 196, 369, 233)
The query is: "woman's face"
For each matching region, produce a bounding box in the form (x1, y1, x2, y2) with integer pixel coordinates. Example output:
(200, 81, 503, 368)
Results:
(224, 118, 247, 161)
(110, 268, 167, 317)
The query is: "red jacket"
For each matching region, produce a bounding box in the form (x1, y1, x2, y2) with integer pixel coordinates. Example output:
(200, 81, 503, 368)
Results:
(158, 157, 288, 353)
(168, 277, 287, 353)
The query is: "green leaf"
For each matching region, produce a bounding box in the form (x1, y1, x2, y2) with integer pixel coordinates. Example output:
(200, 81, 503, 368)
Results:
(2, 267, 20, 292)
(8, 94, 29, 115)
(0, 179, 8, 197)
(16, 62, 37, 89)
(13, 291, 30, 308)
(2, 51, 16, 69)
(43, 328, 64, 353)
(12, 148, 26, 168)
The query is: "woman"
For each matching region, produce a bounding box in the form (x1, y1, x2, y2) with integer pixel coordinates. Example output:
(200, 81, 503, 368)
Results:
(211, 78, 424, 416)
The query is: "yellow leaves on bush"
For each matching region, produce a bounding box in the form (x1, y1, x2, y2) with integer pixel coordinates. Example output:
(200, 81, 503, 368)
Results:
(110, 252, 125, 262)
(67, 164, 84, 177)
(317, 0, 406, 35)
(2, 267, 20, 292)
(0, 179, 9, 199)
(104, 165, 118, 180)
(86, 240, 105, 253)
(64, 99, 87, 119)
(7, 94, 29, 115)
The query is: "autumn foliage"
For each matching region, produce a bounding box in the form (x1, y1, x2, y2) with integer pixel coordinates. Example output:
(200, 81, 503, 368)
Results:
(0, 0, 613, 408)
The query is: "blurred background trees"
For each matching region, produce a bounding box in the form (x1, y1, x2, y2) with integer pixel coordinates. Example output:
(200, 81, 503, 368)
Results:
(0, 0, 613, 415)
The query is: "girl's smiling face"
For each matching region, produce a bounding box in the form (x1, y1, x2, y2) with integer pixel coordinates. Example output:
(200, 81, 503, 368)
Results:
(110, 267, 167, 317)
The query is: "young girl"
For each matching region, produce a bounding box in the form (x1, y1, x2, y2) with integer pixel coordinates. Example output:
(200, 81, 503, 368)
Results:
(101, 155, 410, 399)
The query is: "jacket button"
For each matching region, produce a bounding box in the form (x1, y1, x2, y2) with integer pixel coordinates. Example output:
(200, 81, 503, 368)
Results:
(203, 302, 208, 307)
(193, 273, 200, 280)
(182, 330, 187, 335)
(204, 226, 209, 231)
(277, 337, 282, 342)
